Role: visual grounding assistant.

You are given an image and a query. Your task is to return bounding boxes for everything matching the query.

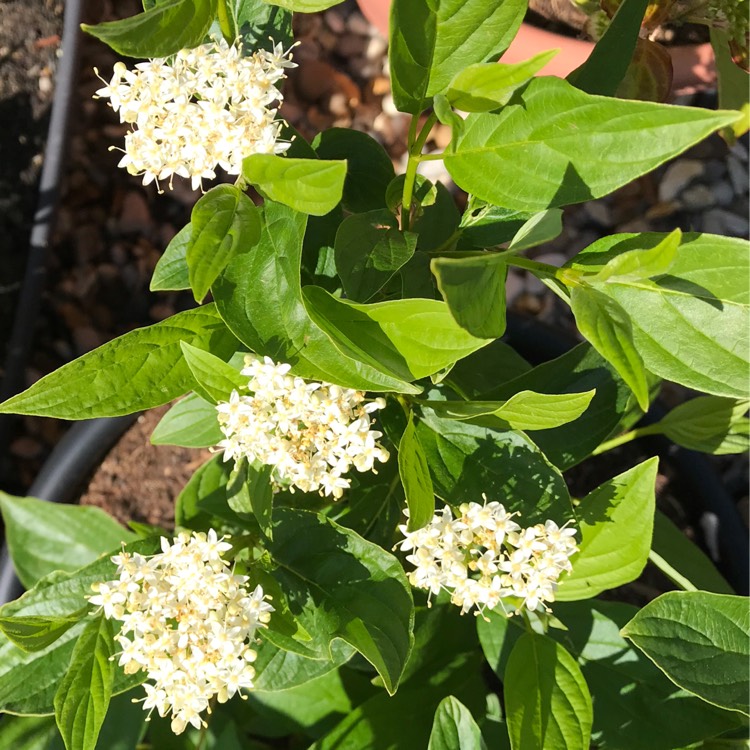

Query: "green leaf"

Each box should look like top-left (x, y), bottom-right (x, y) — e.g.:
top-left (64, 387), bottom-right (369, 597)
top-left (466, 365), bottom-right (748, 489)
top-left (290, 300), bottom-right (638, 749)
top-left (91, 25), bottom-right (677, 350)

top-left (569, 232), bottom-right (750, 399)
top-left (654, 396), bottom-right (750, 455)
top-left (567, 0), bottom-right (648, 95)
top-left (477, 604), bottom-right (743, 750)
top-left (82, 0), bottom-right (217, 58)
top-left (569, 285), bottom-right (650, 411)
top-left (507, 209), bottom-right (563, 252)
top-left (0, 714), bottom-right (60, 750)
top-left (180, 342), bottom-right (246, 404)
top-left (504, 632), bottom-right (593, 750)
top-left (446, 339), bottom-right (530, 399)
top-left (416, 409), bottom-right (572, 524)
top-left (266, 509), bottom-right (414, 695)
top-left (429, 696), bottom-right (486, 750)
top-left (175, 454), bottom-right (235, 529)
top-left (261, 0), bottom-right (341, 10)
top-left (558, 458), bottom-right (658, 600)
top-left (431, 253), bottom-right (507, 339)
top-left (485, 343), bottom-right (636, 469)
top-left (458, 201), bottom-right (533, 249)
top-left (0, 305), bottom-right (237, 419)
top-left (150, 224), bottom-right (191, 291)
top-left (228, 461), bottom-right (273, 537)
top-left (596, 228), bottom-right (680, 282)
top-left (651, 510), bottom-right (733, 595)
top-left (0, 492), bottom-right (135, 589)
top-left (0, 541), bottom-right (158, 715)
top-left (334, 210), bottom-right (417, 302)
top-left (214, 202), bottom-right (418, 393)
top-left (710, 28), bottom-right (750, 142)
top-left (399, 414), bottom-right (435, 532)
top-left (422, 389), bottom-right (595, 431)
top-left (303, 287), bottom-right (492, 382)
top-left (622, 592), bottom-right (750, 715)
top-left (445, 52), bottom-right (557, 112)
top-left (0, 610), bottom-right (87, 652)
top-left (54, 615), bottom-right (115, 750)
top-left (185, 185), bottom-right (261, 303)
top-left (150, 392), bottom-right (222, 448)
top-left (389, 0), bottom-right (528, 114)
top-left (313, 128), bottom-right (395, 213)
top-left (444, 77), bottom-right (739, 211)
top-left (233, 0), bottom-right (293, 51)
top-left (243, 155), bottom-right (346, 216)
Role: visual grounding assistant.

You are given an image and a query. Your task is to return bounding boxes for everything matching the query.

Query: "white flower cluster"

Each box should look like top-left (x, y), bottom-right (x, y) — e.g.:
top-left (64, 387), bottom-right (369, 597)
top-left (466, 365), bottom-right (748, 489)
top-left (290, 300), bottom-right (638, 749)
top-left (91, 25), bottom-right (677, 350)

top-left (88, 530), bottom-right (273, 734)
top-left (216, 356), bottom-right (390, 499)
top-left (94, 39), bottom-right (295, 190)
top-left (399, 500), bottom-right (578, 616)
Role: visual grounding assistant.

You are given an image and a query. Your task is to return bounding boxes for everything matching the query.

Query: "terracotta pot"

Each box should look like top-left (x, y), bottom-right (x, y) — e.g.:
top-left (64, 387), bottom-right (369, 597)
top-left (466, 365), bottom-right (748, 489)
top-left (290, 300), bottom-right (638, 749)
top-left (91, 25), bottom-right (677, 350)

top-left (356, 0), bottom-right (715, 96)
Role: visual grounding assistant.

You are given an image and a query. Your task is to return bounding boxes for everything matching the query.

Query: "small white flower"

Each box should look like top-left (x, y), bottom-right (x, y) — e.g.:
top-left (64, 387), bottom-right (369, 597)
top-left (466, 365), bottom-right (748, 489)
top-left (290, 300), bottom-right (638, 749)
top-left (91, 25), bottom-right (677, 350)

top-left (94, 39), bottom-right (295, 191)
top-left (88, 531), bottom-right (273, 735)
top-left (215, 356), bottom-right (389, 498)
top-left (399, 500), bottom-right (578, 617)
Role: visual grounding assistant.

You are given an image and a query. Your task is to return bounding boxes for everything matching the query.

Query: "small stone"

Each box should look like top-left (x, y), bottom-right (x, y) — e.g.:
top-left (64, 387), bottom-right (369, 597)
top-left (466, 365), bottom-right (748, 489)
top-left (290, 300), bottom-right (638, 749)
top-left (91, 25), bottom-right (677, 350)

top-left (711, 181), bottom-right (734, 207)
top-left (10, 437), bottom-right (43, 460)
top-left (327, 92), bottom-right (349, 118)
top-left (118, 191), bottom-right (152, 234)
top-left (658, 160), bottom-right (703, 202)
top-left (505, 269), bottom-right (524, 304)
top-left (727, 155), bottom-right (747, 195)
top-left (337, 35), bottom-right (367, 58)
top-left (381, 93), bottom-right (399, 116)
top-left (38, 75), bottom-right (52, 94)
top-left (702, 208), bottom-right (749, 237)
top-left (365, 35), bottom-right (387, 61)
top-left (584, 200), bottom-right (612, 226)
top-left (347, 13), bottom-right (372, 36)
top-left (679, 183), bottom-right (716, 210)
top-left (72, 326), bottom-right (105, 355)
top-left (703, 159), bottom-right (726, 182)
top-left (295, 60), bottom-right (336, 102)
top-left (324, 9), bottom-right (345, 33)
top-left (730, 140), bottom-right (749, 163)
top-left (150, 302), bottom-right (175, 321)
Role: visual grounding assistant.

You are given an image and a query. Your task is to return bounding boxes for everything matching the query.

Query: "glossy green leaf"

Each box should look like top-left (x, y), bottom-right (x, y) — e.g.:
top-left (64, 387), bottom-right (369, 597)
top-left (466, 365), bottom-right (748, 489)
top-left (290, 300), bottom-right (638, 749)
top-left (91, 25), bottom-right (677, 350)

top-left (175, 454), bottom-right (235, 530)
top-left (266, 509), bottom-right (414, 695)
top-left (0, 305), bottom-right (237, 419)
top-left (0, 492), bottom-right (135, 589)
top-left (82, 0), bottom-right (217, 58)
top-left (711, 29), bottom-right (750, 142)
top-left (569, 286), bottom-right (650, 411)
top-left (214, 202), bottom-right (417, 393)
top-left (484, 343), bottom-right (636, 469)
top-left (150, 224), bottom-right (191, 291)
top-left (150, 392), bottom-right (223, 448)
top-left (477, 604), bottom-right (742, 750)
top-left (504, 632), bottom-right (593, 750)
top-left (334, 210), bottom-right (417, 302)
top-left (412, 181), bottom-right (461, 253)
top-left (185, 185), bottom-right (261, 303)
top-left (567, 0), bottom-right (648, 95)
top-left (422, 389), bottom-right (595, 431)
top-left (508, 209), bottom-right (564, 252)
top-left (416, 409), bottom-right (572, 523)
top-left (232, 0), bottom-right (293, 51)
top-left (446, 339), bottom-right (531, 399)
top-left (651, 510), bottom-right (733, 595)
top-left (431, 253), bottom-right (508, 339)
top-left (0, 714), bottom-right (60, 750)
top-left (655, 396), bottom-right (750, 455)
top-left (595, 228), bottom-right (680, 282)
top-left (303, 287), bottom-right (492, 382)
top-left (180, 342), bottom-right (246, 404)
top-left (54, 615), bottom-right (115, 750)
top-left (228, 461), bottom-right (273, 537)
top-left (623, 592), bottom-right (750, 715)
top-left (458, 201), bottom-right (533, 249)
top-left (389, 0), bottom-right (527, 113)
top-left (569, 232), bottom-right (750, 399)
top-left (243, 155), bottom-right (346, 216)
top-left (262, 0), bottom-right (341, 10)
top-left (0, 542), bottom-right (157, 715)
top-left (428, 696), bottom-right (485, 750)
top-left (558, 458), bottom-right (657, 600)
top-left (313, 128), bottom-right (395, 213)
top-left (444, 77), bottom-right (739, 211)
top-left (399, 414), bottom-right (435, 532)
top-left (445, 52), bottom-right (557, 112)
top-left (0, 610), bottom-right (87, 653)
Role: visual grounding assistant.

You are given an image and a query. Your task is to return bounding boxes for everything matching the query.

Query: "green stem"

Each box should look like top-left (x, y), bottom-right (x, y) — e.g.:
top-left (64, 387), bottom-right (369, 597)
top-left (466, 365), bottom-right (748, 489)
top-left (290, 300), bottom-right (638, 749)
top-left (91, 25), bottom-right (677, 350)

top-left (505, 255), bottom-right (582, 285)
top-left (591, 423), bottom-right (663, 455)
top-left (400, 113), bottom-right (438, 230)
top-left (648, 549), bottom-right (698, 592)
